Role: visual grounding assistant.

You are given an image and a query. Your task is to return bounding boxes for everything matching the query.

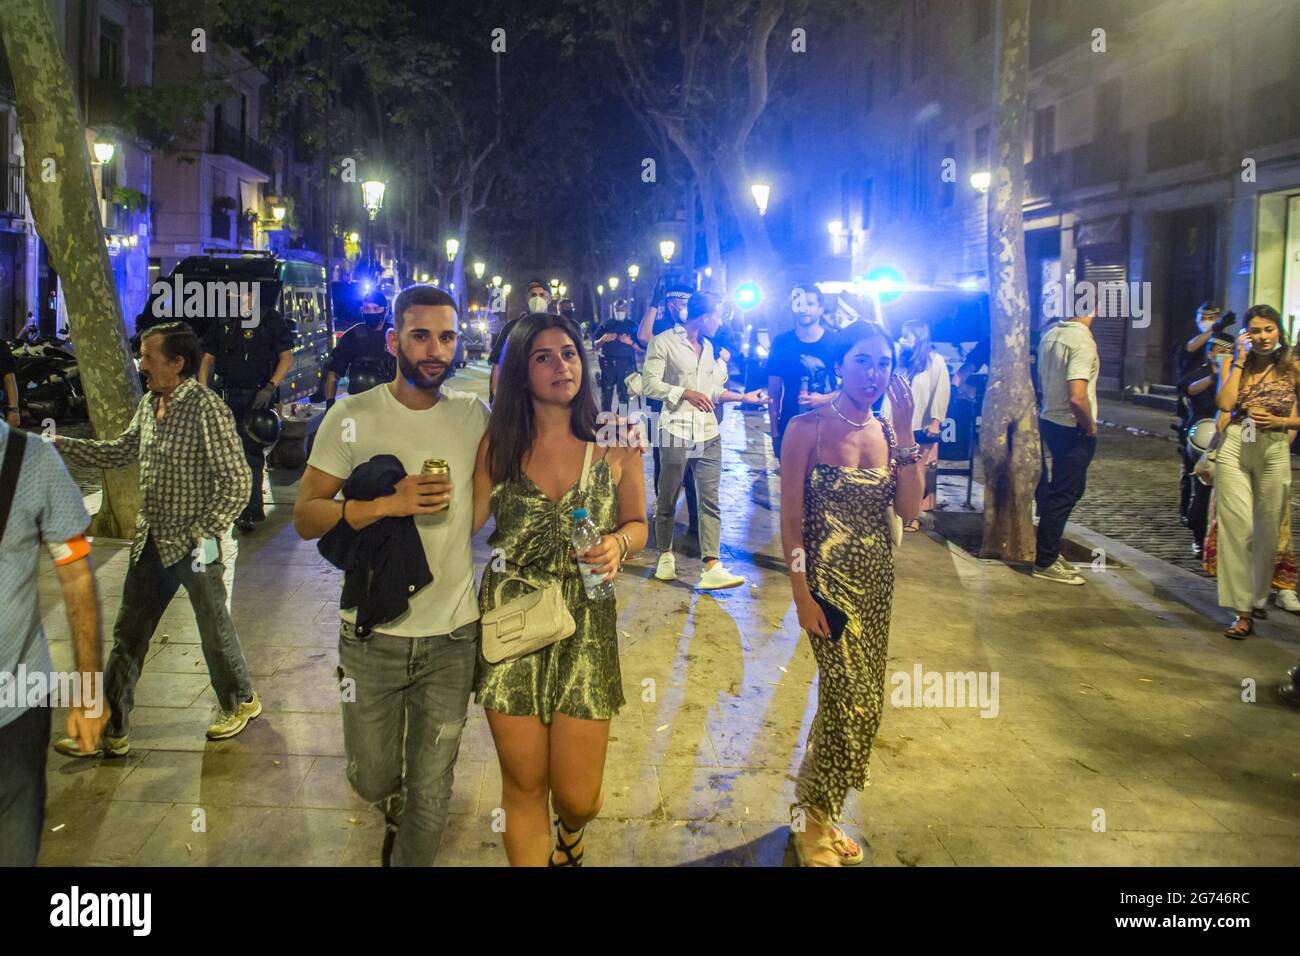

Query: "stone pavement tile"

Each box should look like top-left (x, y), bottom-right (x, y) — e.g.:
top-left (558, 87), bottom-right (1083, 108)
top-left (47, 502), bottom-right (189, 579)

top-left (133, 804), bottom-right (361, 866)
top-left (754, 813), bottom-right (960, 867)
top-left (146, 641), bottom-right (292, 678)
top-left (204, 708), bottom-right (345, 758)
top-left (933, 826), bottom-right (1153, 866)
top-left (44, 749), bottom-right (148, 802)
top-left (598, 761), bottom-right (664, 820)
top-left (1191, 697), bottom-right (1300, 736)
top-left (1171, 734), bottom-right (1300, 786)
top-left (215, 652), bottom-right (340, 714)
top-left (457, 711), bottom-right (500, 762)
top-left (870, 723), bottom-right (1056, 777)
top-left (38, 799), bottom-right (172, 867)
top-left (620, 699), bottom-right (722, 768)
top-left (1159, 774), bottom-right (1300, 837)
top-left (432, 813), bottom-right (510, 867)
top-left (584, 818), bottom-right (755, 867)
top-left (131, 670), bottom-right (211, 709)
top-left (232, 599), bottom-right (335, 637)
top-left (107, 749), bottom-right (314, 807)
top-left (656, 765), bottom-right (797, 823)
top-left (996, 771), bottom-right (1229, 832)
top-left (1119, 830), bottom-right (1300, 866)
top-left (853, 768), bottom-right (1041, 829)
top-left (335, 816), bottom-right (385, 867)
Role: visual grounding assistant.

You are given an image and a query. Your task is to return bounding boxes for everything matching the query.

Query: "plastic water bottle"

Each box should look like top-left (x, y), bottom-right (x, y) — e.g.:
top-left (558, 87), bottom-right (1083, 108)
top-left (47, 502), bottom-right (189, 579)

top-left (572, 508), bottom-right (614, 600)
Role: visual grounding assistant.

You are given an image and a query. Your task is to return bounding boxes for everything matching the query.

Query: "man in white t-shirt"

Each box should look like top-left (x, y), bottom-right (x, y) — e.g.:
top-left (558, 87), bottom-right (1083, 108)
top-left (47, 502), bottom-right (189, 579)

top-left (1033, 311), bottom-right (1099, 586)
top-left (294, 284), bottom-right (488, 866)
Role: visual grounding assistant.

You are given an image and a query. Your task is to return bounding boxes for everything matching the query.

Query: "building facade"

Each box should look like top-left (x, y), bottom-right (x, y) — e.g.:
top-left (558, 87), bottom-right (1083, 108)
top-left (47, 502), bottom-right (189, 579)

top-left (763, 0), bottom-right (1300, 397)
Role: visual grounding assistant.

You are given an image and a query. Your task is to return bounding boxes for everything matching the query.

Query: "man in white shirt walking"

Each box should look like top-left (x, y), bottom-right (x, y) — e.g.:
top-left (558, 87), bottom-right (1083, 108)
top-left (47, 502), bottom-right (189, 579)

top-left (1034, 311), bottom-right (1099, 585)
top-left (642, 291), bottom-right (763, 590)
top-left (294, 285), bottom-right (489, 866)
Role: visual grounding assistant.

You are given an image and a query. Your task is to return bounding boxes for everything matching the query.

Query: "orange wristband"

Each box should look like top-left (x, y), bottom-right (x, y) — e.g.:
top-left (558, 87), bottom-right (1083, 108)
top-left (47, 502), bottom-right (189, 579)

top-left (48, 534), bottom-right (91, 566)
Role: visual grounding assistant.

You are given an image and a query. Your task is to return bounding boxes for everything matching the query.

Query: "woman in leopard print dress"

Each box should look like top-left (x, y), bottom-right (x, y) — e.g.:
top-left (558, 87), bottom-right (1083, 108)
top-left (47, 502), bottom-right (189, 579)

top-left (778, 321), bottom-right (926, 866)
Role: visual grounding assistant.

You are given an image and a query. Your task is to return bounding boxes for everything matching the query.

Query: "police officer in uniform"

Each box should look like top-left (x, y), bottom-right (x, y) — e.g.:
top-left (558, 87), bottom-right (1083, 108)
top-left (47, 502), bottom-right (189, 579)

top-left (594, 298), bottom-right (638, 413)
top-left (323, 289), bottom-right (395, 408)
top-left (199, 283), bottom-right (295, 533)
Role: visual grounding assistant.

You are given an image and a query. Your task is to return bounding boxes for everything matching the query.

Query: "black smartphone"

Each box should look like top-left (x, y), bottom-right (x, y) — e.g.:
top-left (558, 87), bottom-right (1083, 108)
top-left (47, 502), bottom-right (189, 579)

top-left (809, 588), bottom-right (849, 642)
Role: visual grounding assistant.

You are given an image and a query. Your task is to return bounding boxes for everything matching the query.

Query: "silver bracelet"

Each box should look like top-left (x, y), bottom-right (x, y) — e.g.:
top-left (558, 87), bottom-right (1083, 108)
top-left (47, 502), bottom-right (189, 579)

top-left (892, 443), bottom-right (923, 467)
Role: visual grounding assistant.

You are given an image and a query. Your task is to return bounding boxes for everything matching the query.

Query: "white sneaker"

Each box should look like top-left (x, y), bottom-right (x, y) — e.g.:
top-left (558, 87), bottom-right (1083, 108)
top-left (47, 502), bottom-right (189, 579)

top-left (698, 562), bottom-right (745, 590)
top-left (1276, 589), bottom-right (1300, 613)
top-left (654, 552), bottom-right (677, 581)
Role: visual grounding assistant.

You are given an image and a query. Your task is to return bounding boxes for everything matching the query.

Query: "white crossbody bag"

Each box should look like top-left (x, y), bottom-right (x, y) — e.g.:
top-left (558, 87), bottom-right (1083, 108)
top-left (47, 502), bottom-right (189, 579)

top-left (479, 443), bottom-right (594, 664)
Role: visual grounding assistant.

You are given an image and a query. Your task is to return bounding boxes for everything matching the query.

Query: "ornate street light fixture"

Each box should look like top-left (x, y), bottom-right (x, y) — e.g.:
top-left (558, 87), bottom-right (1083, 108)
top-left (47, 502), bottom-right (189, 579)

top-left (659, 240), bottom-right (676, 264)
top-left (92, 141), bottom-right (115, 165)
top-left (445, 237), bottom-right (460, 262)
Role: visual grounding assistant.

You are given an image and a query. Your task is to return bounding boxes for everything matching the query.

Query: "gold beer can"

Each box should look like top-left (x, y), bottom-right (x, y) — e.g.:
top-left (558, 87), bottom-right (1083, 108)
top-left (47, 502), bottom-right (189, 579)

top-left (421, 458), bottom-right (450, 478)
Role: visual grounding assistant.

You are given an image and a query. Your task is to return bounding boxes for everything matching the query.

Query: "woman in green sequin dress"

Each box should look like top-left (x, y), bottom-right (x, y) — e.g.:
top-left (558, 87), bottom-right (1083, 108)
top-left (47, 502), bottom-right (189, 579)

top-left (471, 312), bottom-right (647, 867)
top-left (778, 322), bottom-right (925, 866)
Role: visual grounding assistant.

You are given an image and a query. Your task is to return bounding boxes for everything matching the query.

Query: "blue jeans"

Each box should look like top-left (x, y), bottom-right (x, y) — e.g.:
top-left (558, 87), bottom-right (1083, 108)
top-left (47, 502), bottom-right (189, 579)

top-left (105, 535), bottom-right (252, 736)
top-left (0, 703), bottom-right (50, 866)
top-left (337, 620), bottom-right (477, 867)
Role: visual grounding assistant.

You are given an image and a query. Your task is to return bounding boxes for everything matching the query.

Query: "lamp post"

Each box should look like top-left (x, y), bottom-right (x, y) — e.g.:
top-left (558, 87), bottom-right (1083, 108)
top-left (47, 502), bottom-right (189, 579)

top-left (361, 180), bottom-right (386, 281)
top-left (659, 240), bottom-right (676, 266)
top-left (597, 283), bottom-right (604, 320)
top-left (750, 182), bottom-right (771, 216)
top-left (92, 140), bottom-right (115, 226)
top-left (627, 263), bottom-right (639, 318)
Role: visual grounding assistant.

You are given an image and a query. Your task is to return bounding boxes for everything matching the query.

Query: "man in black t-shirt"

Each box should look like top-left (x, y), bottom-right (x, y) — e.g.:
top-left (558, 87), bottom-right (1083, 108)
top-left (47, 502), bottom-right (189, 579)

top-left (765, 287), bottom-right (839, 459)
top-left (595, 300), bottom-right (638, 413)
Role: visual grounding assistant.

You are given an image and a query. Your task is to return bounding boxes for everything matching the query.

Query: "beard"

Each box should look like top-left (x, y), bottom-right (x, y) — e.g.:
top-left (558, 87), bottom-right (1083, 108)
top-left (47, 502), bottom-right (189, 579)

top-left (395, 342), bottom-right (449, 391)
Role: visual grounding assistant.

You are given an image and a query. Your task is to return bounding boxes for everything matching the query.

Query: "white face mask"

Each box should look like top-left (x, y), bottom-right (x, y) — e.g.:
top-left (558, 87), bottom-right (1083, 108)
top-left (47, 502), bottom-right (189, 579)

top-left (614, 310), bottom-right (626, 320)
top-left (898, 335), bottom-right (916, 349)
top-left (528, 296), bottom-right (547, 312)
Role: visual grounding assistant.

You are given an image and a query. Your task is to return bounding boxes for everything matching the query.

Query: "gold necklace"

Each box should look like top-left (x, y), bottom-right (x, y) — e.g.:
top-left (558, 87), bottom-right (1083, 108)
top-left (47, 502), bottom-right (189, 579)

top-left (829, 398), bottom-right (872, 429)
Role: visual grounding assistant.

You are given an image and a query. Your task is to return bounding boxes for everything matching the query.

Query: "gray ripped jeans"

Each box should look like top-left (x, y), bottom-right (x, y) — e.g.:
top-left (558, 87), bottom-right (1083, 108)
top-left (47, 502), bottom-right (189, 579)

top-left (337, 620), bottom-right (477, 866)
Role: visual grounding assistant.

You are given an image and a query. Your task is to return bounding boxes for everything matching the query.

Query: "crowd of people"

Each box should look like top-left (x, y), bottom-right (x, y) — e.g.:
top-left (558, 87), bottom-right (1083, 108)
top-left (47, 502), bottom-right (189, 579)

top-left (4, 276), bottom-right (1298, 872)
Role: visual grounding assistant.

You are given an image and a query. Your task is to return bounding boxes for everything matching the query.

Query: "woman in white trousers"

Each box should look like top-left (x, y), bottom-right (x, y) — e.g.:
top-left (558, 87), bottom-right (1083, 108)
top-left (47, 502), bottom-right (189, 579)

top-left (1214, 305), bottom-right (1298, 639)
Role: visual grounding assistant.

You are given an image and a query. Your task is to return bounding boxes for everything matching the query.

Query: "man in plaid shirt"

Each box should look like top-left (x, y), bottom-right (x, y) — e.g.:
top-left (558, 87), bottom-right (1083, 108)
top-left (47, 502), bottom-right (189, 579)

top-left (53, 322), bottom-right (260, 754)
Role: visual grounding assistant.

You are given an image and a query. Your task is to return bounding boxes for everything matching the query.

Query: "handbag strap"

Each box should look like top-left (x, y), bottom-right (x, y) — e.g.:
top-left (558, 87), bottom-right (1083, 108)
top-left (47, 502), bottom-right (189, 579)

top-left (0, 428), bottom-right (28, 547)
top-left (490, 572), bottom-right (547, 608)
top-left (578, 441), bottom-right (594, 492)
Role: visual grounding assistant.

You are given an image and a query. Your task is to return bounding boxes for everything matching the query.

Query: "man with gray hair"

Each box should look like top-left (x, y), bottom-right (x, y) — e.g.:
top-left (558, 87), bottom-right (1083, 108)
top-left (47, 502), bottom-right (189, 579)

top-left (53, 322), bottom-right (257, 755)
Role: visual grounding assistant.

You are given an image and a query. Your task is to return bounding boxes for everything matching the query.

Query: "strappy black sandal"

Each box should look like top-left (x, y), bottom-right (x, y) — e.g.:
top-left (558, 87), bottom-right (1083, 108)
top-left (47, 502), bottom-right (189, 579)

top-left (548, 815), bottom-right (585, 867)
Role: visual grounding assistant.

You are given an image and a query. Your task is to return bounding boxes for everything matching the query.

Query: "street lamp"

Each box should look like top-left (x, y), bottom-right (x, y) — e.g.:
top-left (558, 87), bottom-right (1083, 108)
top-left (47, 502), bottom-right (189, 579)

top-left (348, 231), bottom-right (361, 244)
top-left (491, 275), bottom-right (502, 287)
top-left (91, 141), bottom-right (115, 226)
top-left (559, 284), bottom-right (567, 298)
top-left (473, 261), bottom-right (486, 280)
top-left (271, 205), bottom-right (286, 222)
top-left (659, 240), bottom-right (676, 264)
top-left (445, 238), bottom-right (460, 262)
top-left (92, 141), bottom-right (115, 165)
top-left (750, 182), bottom-right (771, 216)
top-left (608, 276), bottom-right (619, 292)
top-left (361, 180), bottom-right (386, 219)
top-left (627, 264), bottom-right (640, 280)
top-left (969, 171), bottom-right (992, 193)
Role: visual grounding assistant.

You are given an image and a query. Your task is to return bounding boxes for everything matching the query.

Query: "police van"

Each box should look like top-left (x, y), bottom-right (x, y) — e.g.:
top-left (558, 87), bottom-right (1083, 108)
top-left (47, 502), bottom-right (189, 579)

top-left (139, 249), bottom-right (333, 469)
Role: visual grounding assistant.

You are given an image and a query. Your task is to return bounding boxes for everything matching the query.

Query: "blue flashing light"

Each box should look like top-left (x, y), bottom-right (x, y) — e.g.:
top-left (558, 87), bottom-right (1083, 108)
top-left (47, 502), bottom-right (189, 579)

top-left (865, 266), bottom-right (905, 303)
top-left (735, 282), bottom-right (762, 310)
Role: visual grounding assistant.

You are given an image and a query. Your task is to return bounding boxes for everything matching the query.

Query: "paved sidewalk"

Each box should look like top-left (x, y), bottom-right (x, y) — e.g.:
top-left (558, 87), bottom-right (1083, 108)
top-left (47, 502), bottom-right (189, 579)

top-left (32, 374), bottom-right (1300, 866)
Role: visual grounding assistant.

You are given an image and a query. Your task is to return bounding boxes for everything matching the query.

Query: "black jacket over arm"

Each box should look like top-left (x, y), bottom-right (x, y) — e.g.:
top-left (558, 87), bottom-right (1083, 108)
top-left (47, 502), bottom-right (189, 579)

top-left (317, 454), bottom-right (433, 637)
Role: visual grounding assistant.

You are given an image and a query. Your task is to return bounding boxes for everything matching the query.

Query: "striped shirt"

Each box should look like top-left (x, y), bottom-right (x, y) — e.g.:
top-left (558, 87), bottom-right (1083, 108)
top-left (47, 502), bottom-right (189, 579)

top-left (59, 377), bottom-right (250, 567)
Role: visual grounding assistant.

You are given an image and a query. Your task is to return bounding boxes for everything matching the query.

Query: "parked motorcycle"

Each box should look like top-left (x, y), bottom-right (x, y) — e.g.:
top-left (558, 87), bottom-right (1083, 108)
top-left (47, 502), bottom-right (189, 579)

top-left (7, 336), bottom-right (88, 424)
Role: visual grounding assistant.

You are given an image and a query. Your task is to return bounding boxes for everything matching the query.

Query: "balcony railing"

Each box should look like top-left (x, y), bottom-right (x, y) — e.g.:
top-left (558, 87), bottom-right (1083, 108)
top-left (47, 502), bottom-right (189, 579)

top-left (1, 162), bottom-right (24, 217)
top-left (212, 122), bottom-right (274, 176)
top-left (1021, 134), bottom-right (1128, 203)
top-left (1146, 111), bottom-right (1218, 173)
